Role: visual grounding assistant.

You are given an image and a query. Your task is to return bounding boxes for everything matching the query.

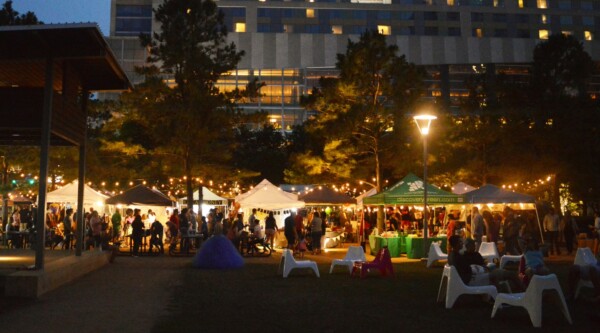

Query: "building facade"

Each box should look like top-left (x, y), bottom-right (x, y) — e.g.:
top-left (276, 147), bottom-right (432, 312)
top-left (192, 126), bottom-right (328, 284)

top-left (108, 0), bottom-right (600, 129)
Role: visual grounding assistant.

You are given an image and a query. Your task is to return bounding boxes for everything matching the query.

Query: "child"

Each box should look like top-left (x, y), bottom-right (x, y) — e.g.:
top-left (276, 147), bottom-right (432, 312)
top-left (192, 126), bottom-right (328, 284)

top-left (519, 235), bottom-right (550, 287)
top-left (296, 234), bottom-right (308, 258)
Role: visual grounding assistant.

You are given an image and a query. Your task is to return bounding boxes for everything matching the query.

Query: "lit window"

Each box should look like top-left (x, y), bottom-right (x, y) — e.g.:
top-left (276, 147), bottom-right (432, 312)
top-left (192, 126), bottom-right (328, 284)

top-left (540, 14), bottom-right (548, 24)
top-left (584, 31), bottom-right (593, 41)
top-left (235, 23), bottom-right (246, 33)
top-left (537, 0), bottom-right (547, 8)
top-left (283, 24), bottom-right (293, 33)
top-left (378, 25), bottom-right (391, 35)
top-left (447, 0), bottom-right (455, 5)
top-left (561, 31), bottom-right (573, 36)
top-left (474, 28), bottom-right (483, 38)
top-left (332, 25), bottom-right (342, 34)
top-left (493, 0), bottom-right (504, 7)
top-left (538, 29), bottom-right (549, 39)
top-left (518, 0), bottom-right (524, 8)
top-left (306, 9), bottom-right (315, 18)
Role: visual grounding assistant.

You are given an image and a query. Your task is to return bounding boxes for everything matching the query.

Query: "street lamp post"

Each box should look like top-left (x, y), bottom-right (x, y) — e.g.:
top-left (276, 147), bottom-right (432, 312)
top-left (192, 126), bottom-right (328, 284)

top-left (413, 114), bottom-right (436, 259)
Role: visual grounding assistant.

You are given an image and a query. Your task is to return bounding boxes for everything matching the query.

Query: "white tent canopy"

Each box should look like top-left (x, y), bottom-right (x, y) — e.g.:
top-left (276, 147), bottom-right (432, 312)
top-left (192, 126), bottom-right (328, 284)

top-left (179, 187), bottom-right (228, 206)
top-left (452, 182), bottom-right (476, 195)
top-left (178, 187), bottom-right (229, 218)
top-left (355, 188), bottom-right (377, 210)
top-left (235, 179), bottom-right (305, 211)
top-left (46, 181), bottom-right (109, 208)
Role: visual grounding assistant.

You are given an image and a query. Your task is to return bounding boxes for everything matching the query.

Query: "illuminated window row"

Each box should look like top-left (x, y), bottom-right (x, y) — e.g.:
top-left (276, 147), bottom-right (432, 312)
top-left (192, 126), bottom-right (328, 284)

top-left (471, 28), bottom-right (593, 40)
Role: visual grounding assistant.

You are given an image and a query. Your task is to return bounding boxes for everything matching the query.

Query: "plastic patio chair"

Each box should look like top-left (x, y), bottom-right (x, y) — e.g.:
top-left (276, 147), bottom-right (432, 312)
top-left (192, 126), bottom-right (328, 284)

top-left (426, 241), bottom-right (448, 268)
top-left (478, 242), bottom-right (500, 263)
top-left (573, 247), bottom-right (597, 299)
top-left (351, 247), bottom-right (394, 279)
top-left (437, 265), bottom-right (498, 309)
top-left (574, 247), bottom-right (597, 266)
top-left (491, 273), bottom-right (572, 328)
top-left (329, 245), bottom-right (367, 274)
top-left (499, 254), bottom-right (523, 269)
top-left (278, 249), bottom-right (320, 278)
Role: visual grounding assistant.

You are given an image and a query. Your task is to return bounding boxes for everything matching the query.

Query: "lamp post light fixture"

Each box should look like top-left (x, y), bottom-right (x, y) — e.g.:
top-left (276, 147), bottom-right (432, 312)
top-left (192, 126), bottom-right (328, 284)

top-left (413, 114), bottom-right (436, 258)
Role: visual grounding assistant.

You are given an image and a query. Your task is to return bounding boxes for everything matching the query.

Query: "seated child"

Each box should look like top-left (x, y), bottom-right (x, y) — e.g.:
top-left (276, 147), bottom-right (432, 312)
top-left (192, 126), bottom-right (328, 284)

top-left (296, 235), bottom-right (308, 258)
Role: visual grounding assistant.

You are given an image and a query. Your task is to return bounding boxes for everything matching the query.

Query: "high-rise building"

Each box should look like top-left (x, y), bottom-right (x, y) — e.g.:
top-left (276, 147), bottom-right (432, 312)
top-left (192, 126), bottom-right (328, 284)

top-left (108, 0), bottom-right (600, 129)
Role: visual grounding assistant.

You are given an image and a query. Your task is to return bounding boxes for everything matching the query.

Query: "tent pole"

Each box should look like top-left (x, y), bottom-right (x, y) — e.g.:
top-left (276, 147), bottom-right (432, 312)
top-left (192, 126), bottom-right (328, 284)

top-left (535, 206), bottom-right (544, 244)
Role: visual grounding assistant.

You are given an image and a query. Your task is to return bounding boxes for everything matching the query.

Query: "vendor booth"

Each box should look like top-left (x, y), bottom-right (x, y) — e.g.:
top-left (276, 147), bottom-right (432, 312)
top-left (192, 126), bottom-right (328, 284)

top-left (299, 186), bottom-right (357, 247)
top-left (235, 179), bottom-right (305, 226)
top-left (46, 181), bottom-right (109, 211)
top-left (363, 173), bottom-right (463, 258)
top-left (235, 179), bottom-right (305, 248)
top-left (106, 185), bottom-right (176, 224)
top-left (463, 184), bottom-right (542, 242)
top-left (178, 187), bottom-right (228, 218)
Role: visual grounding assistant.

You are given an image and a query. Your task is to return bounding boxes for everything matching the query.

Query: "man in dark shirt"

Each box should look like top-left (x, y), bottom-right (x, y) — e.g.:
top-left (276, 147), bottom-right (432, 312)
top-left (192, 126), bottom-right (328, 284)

top-left (131, 209), bottom-right (144, 257)
top-left (284, 212), bottom-right (297, 249)
top-left (448, 235), bottom-right (488, 285)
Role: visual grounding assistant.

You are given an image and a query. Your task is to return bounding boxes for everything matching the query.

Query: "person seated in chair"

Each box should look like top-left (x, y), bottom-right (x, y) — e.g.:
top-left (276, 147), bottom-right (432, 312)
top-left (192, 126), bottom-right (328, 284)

top-left (449, 235), bottom-right (521, 290)
top-left (448, 235), bottom-right (490, 286)
top-left (519, 235), bottom-right (550, 288)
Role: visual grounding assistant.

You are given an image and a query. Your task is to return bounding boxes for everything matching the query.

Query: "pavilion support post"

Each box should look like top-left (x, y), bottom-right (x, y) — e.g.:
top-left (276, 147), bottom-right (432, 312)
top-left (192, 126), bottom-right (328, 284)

top-left (75, 91), bottom-right (88, 256)
top-left (35, 57), bottom-right (55, 270)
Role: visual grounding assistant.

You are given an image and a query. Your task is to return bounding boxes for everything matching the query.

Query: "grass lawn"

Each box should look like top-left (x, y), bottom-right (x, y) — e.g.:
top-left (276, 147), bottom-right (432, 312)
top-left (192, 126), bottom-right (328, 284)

top-left (152, 254), bottom-right (597, 333)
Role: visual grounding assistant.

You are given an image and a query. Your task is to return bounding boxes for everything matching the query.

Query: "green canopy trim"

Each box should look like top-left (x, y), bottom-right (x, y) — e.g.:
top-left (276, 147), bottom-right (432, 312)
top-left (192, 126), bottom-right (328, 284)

top-left (363, 173), bottom-right (464, 205)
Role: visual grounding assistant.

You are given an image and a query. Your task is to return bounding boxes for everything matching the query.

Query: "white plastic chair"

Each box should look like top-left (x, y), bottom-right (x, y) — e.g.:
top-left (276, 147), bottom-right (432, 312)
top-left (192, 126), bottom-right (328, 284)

top-left (573, 247), bottom-right (597, 298)
top-left (574, 247), bottom-right (597, 266)
top-left (426, 241), bottom-right (448, 268)
top-left (499, 254), bottom-right (523, 269)
top-left (278, 249), bottom-right (320, 278)
top-left (478, 242), bottom-right (500, 263)
top-left (329, 245), bottom-right (366, 274)
top-left (437, 265), bottom-right (498, 309)
top-left (491, 274), bottom-right (572, 328)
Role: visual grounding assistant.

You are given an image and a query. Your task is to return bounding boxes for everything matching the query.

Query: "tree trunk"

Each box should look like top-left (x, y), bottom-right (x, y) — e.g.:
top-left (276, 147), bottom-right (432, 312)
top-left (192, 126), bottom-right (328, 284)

top-left (552, 173), bottom-right (561, 213)
top-left (375, 144), bottom-right (385, 231)
top-left (185, 152), bottom-right (193, 211)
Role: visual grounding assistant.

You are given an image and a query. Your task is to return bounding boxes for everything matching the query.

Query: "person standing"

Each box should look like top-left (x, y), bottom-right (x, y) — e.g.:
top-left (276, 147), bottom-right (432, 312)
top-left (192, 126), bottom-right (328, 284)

top-left (265, 212), bottom-right (278, 251)
top-left (63, 208), bottom-right (74, 250)
top-left (482, 210), bottom-right (499, 244)
top-left (248, 208), bottom-right (258, 230)
top-left (294, 210), bottom-right (304, 240)
top-left (179, 208), bottom-right (190, 254)
top-left (311, 211), bottom-right (323, 254)
top-left (502, 207), bottom-right (521, 255)
top-left (90, 211), bottom-right (103, 250)
top-left (111, 210), bottom-right (122, 242)
top-left (471, 206), bottom-right (484, 249)
top-left (543, 207), bottom-right (561, 255)
top-left (131, 208), bottom-right (144, 257)
top-left (284, 211), bottom-right (297, 250)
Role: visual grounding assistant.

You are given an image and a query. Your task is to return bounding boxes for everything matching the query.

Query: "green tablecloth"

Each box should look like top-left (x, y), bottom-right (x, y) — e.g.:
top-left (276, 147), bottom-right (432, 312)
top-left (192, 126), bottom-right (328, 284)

top-left (368, 234), bottom-right (406, 257)
top-left (405, 237), bottom-right (447, 259)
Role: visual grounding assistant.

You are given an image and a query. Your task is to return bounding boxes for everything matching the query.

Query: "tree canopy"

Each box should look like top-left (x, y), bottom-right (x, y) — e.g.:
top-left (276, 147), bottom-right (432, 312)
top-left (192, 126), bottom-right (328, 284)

top-left (294, 31), bottom-right (425, 193)
top-left (0, 1), bottom-right (42, 25)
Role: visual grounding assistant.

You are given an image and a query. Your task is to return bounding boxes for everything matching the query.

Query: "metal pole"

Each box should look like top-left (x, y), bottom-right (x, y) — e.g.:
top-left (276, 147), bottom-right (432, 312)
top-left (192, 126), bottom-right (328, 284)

top-left (35, 57), bottom-right (54, 270)
top-left (423, 135), bottom-right (428, 258)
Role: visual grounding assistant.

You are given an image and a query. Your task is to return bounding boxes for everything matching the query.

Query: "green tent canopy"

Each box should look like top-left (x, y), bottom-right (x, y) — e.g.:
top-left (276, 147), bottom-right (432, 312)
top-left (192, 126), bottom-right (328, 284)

top-left (363, 173), bottom-right (464, 205)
